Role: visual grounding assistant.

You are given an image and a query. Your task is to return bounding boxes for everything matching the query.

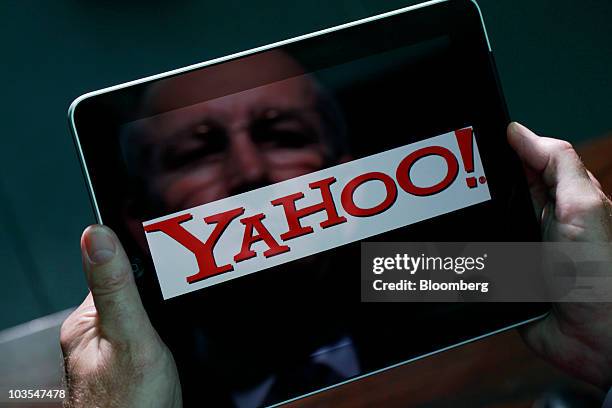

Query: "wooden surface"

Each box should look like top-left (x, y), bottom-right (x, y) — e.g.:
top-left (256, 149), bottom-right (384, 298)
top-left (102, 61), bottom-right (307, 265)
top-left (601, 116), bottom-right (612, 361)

top-left (287, 329), bottom-right (602, 407)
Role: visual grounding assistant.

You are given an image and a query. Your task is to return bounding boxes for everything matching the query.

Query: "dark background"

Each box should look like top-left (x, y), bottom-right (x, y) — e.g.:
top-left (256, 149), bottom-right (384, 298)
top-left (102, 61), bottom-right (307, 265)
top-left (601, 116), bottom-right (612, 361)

top-left (1, 0), bottom-right (611, 331)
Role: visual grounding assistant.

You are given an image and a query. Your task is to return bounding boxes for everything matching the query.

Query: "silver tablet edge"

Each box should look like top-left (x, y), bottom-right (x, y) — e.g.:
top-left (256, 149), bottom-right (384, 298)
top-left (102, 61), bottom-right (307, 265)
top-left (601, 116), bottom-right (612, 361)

top-left (269, 311), bottom-right (549, 407)
top-left (68, 0), bottom-right (491, 225)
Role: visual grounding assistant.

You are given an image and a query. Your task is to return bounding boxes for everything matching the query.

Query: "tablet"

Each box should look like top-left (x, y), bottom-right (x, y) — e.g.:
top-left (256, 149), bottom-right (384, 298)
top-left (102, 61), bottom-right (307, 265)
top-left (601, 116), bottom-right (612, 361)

top-left (69, 0), bottom-right (548, 406)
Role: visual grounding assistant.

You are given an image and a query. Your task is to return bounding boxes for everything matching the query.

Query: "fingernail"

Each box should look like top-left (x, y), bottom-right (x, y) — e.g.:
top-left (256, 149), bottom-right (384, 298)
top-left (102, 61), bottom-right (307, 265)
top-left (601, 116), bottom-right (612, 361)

top-left (510, 122), bottom-right (532, 137)
top-left (509, 122), bottom-right (522, 135)
top-left (84, 226), bottom-right (116, 264)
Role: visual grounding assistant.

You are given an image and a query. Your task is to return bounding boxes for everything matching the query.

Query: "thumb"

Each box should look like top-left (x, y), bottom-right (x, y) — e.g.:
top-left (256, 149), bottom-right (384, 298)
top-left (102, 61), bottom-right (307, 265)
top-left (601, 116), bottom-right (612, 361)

top-left (507, 122), bottom-right (592, 189)
top-left (81, 224), bottom-right (155, 342)
top-left (507, 123), bottom-right (611, 240)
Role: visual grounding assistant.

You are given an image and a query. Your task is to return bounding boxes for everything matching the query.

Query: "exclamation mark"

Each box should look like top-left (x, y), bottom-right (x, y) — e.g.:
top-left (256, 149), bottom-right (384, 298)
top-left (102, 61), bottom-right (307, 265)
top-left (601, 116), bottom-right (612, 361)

top-left (455, 128), bottom-right (478, 188)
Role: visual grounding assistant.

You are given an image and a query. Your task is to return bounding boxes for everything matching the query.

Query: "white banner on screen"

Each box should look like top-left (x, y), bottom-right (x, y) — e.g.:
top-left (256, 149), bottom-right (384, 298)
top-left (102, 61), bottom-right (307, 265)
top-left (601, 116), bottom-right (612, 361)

top-left (143, 127), bottom-right (491, 299)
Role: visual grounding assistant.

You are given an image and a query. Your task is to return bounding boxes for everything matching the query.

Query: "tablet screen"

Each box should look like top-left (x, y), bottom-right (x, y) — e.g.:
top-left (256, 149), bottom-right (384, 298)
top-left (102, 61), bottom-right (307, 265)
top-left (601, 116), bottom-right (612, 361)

top-left (71, 2), bottom-right (546, 406)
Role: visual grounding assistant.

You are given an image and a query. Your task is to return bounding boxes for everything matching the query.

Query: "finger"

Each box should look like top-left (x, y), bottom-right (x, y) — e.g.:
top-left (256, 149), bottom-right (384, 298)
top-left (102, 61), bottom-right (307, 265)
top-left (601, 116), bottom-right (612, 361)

top-left (508, 123), bottom-right (610, 237)
top-left (507, 122), bottom-right (592, 189)
top-left (507, 123), bottom-right (549, 214)
top-left (507, 122), bottom-right (601, 206)
top-left (81, 225), bottom-right (155, 343)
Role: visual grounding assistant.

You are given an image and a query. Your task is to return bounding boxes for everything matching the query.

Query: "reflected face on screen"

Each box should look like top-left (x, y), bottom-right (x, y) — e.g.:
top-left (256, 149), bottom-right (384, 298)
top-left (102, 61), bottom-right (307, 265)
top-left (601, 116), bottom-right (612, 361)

top-left (120, 53), bottom-right (351, 389)
top-left (123, 52), bottom-right (345, 216)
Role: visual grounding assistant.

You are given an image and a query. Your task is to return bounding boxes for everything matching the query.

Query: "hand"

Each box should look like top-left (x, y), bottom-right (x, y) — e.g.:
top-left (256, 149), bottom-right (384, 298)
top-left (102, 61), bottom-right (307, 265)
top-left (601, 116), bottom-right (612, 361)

top-left (60, 225), bottom-right (182, 407)
top-left (508, 122), bottom-right (612, 390)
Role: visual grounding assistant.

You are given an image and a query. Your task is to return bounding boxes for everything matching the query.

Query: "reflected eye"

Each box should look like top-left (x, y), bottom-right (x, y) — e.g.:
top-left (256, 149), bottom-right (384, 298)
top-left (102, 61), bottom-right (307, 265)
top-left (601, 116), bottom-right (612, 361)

top-left (162, 123), bottom-right (227, 170)
top-left (194, 123), bottom-right (211, 136)
top-left (253, 128), bottom-right (317, 149)
top-left (251, 110), bottom-right (318, 150)
top-left (262, 109), bottom-right (281, 120)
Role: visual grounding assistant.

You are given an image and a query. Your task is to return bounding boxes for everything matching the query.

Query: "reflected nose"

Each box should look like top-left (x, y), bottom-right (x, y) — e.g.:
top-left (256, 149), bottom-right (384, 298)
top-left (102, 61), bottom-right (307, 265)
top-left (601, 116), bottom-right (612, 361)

top-left (227, 130), bottom-right (268, 190)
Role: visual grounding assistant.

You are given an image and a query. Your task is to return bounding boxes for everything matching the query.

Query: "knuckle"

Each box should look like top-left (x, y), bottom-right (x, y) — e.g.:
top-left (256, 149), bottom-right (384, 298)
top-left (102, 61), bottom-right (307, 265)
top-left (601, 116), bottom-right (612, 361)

top-left (545, 138), bottom-right (574, 153)
top-left (556, 139), bottom-right (574, 152)
top-left (542, 138), bottom-right (577, 162)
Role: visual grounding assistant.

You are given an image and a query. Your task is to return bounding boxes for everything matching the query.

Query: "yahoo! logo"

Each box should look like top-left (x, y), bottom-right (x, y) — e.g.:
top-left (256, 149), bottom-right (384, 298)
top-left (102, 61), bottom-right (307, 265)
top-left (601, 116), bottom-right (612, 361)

top-left (143, 128), bottom-right (490, 299)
